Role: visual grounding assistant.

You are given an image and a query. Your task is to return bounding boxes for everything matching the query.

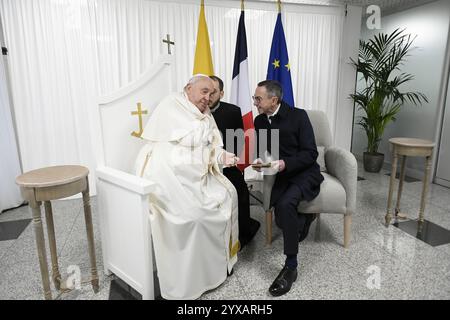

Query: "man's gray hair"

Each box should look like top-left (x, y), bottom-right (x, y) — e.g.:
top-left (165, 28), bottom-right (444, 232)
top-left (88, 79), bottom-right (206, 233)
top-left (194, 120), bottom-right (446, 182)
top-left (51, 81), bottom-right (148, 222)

top-left (184, 74), bottom-right (212, 90)
top-left (257, 80), bottom-right (283, 102)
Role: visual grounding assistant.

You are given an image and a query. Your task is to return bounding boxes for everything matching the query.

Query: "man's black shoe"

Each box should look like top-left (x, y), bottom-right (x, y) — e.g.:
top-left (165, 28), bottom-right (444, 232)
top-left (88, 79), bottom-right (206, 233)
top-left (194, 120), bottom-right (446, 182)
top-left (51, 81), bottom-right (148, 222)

top-left (268, 266), bottom-right (297, 297)
top-left (298, 214), bottom-right (317, 243)
top-left (227, 268), bottom-right (234, 277)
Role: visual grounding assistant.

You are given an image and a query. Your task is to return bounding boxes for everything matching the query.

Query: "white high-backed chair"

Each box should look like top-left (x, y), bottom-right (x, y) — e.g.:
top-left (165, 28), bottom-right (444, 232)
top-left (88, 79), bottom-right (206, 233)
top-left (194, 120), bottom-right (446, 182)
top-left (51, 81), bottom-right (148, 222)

top-left (94, 55), bottom-right (174, 300)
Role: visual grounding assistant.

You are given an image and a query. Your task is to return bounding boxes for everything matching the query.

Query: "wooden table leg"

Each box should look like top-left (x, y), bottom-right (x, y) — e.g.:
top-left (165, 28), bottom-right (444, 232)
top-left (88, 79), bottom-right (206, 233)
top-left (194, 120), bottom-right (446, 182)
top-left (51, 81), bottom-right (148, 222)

top-left (385, 149), bottom-right (398, 226)
top-left (44, 201), bottom-right (61, 290)
top-left (416, 220), bottom-right (424, 239)
top-left (418, 155), bottom-right (432, 223)
top-left (82, 178), bottom-right (99, 293)
top-left (30, 200), bottom-right (52, 300)
top-left (395, 156), bottom-right (407, 220)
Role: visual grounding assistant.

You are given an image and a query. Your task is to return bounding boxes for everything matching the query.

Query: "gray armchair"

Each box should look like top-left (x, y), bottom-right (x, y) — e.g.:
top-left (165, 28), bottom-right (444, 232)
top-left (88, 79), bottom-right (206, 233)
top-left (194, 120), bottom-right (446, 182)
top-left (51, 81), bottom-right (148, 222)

top-left (262, 110), bottom-right (357, 248)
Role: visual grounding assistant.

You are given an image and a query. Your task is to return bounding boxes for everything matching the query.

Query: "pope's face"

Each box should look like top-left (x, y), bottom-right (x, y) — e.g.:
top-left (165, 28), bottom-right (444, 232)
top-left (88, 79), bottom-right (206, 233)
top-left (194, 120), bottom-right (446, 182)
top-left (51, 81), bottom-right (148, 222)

top-left (186, 78), bottom-right (214, 113)
top-left (209, 79), bottom-right (223, 109)
top-left (253, 86), bottom-right (278, 115)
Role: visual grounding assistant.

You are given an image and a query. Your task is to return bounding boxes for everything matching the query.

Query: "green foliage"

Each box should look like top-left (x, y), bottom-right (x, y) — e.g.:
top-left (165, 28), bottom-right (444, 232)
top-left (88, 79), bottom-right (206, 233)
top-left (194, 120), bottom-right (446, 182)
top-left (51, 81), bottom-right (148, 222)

top-left (350, 28), bottom-right (428, 153)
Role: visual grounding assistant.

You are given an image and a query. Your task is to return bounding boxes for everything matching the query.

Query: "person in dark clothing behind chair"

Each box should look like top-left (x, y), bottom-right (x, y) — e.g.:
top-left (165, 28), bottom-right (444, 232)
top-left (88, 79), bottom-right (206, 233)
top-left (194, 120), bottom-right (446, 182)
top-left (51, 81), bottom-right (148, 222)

top-left (252, 80), bottom-right (323, 297)
top-left (209, 75), bottom-right (260, 250)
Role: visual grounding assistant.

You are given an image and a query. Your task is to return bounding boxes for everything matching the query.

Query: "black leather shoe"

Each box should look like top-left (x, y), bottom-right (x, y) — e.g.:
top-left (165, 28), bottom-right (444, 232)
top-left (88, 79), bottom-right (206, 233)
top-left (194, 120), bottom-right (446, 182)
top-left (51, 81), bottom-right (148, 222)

top-left (227, 268), bottom-right (234, 277)
top-left (268, 266), bottom-right (297, 297)
top-left (298, 214), bottom-right (317, 243)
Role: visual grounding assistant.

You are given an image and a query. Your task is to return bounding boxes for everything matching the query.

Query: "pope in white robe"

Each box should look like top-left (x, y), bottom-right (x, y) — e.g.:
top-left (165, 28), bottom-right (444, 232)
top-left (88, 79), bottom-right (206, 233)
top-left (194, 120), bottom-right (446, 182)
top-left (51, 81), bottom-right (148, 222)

top-left (135, 75), bottom-right (239, 300)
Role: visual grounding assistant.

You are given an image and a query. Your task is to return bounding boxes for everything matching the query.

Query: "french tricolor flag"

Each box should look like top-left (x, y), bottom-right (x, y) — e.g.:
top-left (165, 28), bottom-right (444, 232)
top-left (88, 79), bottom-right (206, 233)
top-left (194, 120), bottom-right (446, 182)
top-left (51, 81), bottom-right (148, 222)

top-left (230, 9), bottom-right (254, 170)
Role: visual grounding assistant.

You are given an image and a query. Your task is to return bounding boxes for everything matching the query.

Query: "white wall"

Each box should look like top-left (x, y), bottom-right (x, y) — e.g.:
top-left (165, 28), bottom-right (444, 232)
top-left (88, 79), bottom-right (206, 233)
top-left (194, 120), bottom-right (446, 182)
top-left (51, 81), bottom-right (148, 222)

top-left (351, 0), bottom-right (450, 177)
top-left (334, 5), bottom-right (362, 150)
top-left (436, 65), bottom-right (450, 186)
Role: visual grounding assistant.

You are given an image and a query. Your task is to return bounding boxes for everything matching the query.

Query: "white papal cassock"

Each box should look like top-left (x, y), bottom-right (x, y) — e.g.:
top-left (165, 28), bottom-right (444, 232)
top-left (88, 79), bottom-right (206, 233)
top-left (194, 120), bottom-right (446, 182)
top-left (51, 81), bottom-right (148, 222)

top-left (135, 91), bottom-right (239, 300)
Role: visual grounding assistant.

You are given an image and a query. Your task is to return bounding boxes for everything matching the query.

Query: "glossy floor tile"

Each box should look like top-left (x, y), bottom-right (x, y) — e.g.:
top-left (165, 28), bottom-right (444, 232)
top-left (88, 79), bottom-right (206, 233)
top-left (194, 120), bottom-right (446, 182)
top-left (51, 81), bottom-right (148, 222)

top-left (393, 219), bottom-right (450, 247)
top-left (0, 219), bottom-right (31, 241)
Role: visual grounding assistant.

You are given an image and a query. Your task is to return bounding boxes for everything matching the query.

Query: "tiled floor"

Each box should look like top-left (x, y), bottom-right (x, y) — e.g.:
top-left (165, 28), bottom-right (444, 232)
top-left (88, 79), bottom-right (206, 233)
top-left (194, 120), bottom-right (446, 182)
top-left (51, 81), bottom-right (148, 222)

top-left (1, 162), bottom-right (450, 300)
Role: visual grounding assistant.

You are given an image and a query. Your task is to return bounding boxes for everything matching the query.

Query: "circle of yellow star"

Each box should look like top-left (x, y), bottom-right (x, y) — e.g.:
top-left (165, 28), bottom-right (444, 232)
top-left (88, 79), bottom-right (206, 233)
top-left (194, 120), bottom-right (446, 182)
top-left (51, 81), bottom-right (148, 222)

top-left (272, 59), bottom-right (280, 68)
top-left (285, 62), bottom-right (290, 71)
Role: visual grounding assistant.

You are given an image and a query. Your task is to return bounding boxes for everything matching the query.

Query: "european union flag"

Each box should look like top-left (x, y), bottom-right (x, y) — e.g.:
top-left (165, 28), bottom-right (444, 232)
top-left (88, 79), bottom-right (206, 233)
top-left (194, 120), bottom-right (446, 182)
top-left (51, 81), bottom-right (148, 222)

top-left (267, 13), bottom-right (294, 108)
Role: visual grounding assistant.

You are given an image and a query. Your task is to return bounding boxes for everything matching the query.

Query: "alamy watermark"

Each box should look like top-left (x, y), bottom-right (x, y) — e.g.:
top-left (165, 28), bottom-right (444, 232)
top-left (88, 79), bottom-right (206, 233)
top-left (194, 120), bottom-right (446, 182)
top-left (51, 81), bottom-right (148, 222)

top-left (366, 265), bottom-right (381, 289)
top-left (66, 265), bottom-right (82, 290)
top-left (168, 128), bottom-right (280, 170)
top-left (366, 5), bottom-right (381, 30)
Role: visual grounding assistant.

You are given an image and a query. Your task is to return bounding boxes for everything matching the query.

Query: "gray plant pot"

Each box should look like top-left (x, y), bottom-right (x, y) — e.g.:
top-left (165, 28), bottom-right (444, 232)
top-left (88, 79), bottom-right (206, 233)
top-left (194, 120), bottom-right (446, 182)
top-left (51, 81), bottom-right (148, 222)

top-left (363, 152), bottom-right (384, 173)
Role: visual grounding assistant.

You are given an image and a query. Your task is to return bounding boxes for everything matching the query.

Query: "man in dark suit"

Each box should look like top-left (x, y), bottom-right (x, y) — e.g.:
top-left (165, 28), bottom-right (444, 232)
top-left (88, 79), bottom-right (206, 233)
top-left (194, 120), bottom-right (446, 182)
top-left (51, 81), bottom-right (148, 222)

top-left (253, 80), bottom-right (323, 296)
top-left (209, 75), bottom-right (260, 250)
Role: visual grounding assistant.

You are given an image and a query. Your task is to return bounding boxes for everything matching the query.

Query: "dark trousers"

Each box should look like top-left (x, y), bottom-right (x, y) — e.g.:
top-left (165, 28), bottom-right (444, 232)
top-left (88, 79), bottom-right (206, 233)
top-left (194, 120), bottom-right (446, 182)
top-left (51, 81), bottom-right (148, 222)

top-left (223, 167), bottom-right (251, 238)
top-left (274, 183), bottom-right (308, 256)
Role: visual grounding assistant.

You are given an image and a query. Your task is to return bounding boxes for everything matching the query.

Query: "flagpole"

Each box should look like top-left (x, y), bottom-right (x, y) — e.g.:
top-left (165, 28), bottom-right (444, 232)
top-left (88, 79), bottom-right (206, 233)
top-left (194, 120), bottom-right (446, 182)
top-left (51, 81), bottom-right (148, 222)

top-left (241, 0), bottom-right (244, 11)
top-left (277, 0), bottom-right (281, 13)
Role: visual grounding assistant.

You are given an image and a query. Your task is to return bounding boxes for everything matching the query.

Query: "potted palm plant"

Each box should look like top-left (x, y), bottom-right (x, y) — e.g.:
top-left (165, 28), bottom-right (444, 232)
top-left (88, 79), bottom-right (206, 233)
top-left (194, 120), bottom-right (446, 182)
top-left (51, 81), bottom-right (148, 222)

top-left (350, 28), bottom-right (428, 172)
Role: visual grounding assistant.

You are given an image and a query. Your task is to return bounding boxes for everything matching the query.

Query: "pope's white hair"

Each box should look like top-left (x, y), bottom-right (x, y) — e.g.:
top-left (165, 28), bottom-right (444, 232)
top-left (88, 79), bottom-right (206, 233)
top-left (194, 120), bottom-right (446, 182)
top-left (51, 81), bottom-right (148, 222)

top-left (184, 74), bottom-right (213, 89)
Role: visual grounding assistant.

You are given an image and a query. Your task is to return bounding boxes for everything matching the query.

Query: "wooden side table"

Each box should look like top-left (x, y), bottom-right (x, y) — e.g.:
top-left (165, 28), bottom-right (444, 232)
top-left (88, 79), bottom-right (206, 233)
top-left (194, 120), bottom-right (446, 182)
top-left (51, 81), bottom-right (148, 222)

top-left (16, 165), bottom-right (99, 300)
top-left (385, 138), bottom-right (435, 226)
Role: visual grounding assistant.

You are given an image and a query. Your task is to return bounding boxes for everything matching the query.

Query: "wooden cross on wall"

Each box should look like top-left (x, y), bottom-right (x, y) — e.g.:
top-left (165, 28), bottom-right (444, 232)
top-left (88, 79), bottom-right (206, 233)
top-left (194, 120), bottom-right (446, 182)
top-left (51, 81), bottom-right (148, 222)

top-left (162, 34), bottom-right (175, 54)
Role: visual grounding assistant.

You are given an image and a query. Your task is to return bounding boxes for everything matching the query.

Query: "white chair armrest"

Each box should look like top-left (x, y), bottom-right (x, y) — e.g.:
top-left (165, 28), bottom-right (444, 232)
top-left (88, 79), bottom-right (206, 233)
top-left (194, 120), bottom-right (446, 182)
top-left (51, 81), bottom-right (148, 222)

top-left (96, 166), bottom-right (156, 195)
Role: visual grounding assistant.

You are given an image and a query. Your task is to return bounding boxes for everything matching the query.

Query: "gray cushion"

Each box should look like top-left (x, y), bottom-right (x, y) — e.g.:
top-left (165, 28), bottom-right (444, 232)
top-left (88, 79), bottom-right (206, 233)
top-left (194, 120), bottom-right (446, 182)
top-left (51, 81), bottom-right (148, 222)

top-left (297, 172), bottom-right (346, 214)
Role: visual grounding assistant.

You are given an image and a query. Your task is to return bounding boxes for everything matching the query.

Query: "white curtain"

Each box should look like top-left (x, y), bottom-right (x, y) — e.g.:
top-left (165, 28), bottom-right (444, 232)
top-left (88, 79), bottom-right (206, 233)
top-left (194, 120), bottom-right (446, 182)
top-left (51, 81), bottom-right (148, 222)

top-left (0, 0), bottom-right (344, 195)
top-left (0, 53), bottom-right (23, 212)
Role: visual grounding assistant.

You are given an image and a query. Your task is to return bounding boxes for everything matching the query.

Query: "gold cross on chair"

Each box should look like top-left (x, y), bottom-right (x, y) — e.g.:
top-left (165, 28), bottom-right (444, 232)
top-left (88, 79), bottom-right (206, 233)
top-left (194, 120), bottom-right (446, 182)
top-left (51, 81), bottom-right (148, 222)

top-left (162, 34), bottom-right (175, 54)
top-left (131, 102), bottom-right (148, 138)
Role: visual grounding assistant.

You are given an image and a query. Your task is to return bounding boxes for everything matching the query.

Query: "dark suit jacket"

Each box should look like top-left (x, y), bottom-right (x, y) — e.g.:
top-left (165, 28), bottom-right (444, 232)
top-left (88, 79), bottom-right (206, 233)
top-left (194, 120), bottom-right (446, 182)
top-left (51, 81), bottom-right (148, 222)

top-left (211, 101), bottom-right (243, 156)
top-left (254, 102), bottom-right (324, 206)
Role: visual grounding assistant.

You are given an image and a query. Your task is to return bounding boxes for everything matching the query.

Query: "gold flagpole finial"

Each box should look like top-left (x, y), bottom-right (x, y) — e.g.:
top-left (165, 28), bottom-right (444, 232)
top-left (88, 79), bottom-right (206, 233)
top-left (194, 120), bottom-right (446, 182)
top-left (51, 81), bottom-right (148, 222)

top-left (201, 0), bottom-right (204, 6)
top-left (241, 0), bottom-right (244, 11)
top-left (277, 0), bottom-right (281, 13)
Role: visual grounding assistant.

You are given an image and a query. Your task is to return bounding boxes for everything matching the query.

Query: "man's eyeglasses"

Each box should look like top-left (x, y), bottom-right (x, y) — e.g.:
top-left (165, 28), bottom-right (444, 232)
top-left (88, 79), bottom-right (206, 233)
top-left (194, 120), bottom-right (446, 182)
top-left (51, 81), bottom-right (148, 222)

top-left (252, 96), bottom-right (263, 103)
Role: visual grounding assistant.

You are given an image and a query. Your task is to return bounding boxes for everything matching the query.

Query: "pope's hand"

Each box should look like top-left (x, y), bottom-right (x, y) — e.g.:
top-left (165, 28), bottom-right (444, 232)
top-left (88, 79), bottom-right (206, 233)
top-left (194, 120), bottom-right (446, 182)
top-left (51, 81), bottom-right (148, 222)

top-left (222, 151), bottom-right (239, 167)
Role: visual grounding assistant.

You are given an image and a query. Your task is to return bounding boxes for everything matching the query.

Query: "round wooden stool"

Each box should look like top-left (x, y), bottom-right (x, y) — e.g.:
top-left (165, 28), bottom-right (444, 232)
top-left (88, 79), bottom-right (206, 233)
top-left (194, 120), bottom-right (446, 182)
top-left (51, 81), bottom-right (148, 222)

top-left (385, 138), bottom-right (435, 227)
top-left (16, 165), bottom-right (99, 300)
